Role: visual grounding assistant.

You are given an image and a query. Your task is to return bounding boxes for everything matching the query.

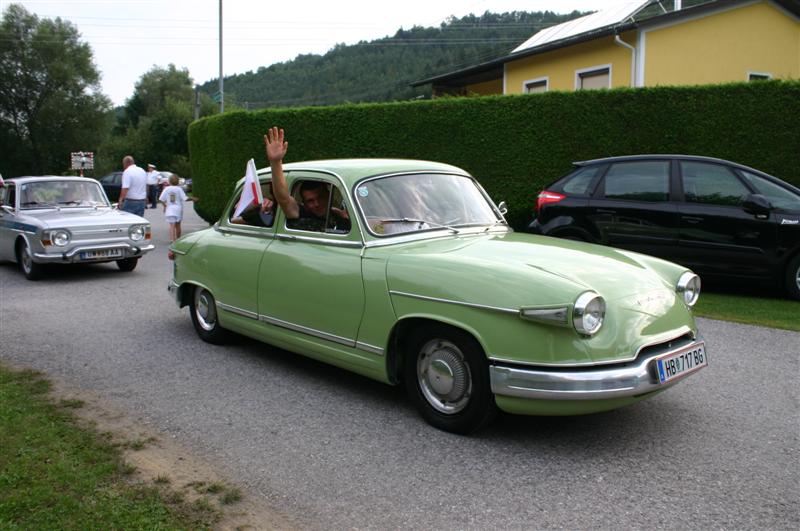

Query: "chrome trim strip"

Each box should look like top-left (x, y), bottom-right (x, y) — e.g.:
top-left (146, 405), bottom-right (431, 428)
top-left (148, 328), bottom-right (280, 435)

top-left (217, 225), bottom-right (276, 238)
top-left (389, 290), bottom-right (518, 315)
top-left (217, 302), bottom-right (259, 320)
top-left (356, 341), bottom-right (385, 356)
top-left (490, 334), bottom-right (706, 400)
top-left (488, 326), bottom-right (695, 368)
top-left (167, 280), bottom-right (181, 307)
top-left (276, 233), bottom-right (363, 248)
top-left (519, 306), bottom-right (571, 327)
top-left (364, 226), bottom-right (510, 248)
top-left (171, 248), bottom-right (187, 256)
top-left (258, 314), bottom-right (356, 348)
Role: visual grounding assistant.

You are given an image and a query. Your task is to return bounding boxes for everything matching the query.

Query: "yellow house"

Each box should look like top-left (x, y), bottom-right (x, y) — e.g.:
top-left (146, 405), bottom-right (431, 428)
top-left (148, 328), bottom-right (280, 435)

top-left (413, 0), bottom-right (799, 96)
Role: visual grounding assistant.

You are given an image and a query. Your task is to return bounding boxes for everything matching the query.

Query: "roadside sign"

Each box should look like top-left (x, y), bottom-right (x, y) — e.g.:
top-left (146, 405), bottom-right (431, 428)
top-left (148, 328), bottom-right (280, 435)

top-left (212, 91), bottom-right (222, 103)
top-left (70, 151), bottom-right (94, 170)
top-left (70, 151), bottom-right (94, 176)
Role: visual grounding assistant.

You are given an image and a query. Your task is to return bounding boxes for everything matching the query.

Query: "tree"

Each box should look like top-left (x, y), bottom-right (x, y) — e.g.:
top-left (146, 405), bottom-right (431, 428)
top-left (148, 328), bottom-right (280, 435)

top-left (0, 4), bottom-right (111, 176)
top-left (98, 64), bottom-right (216, 178)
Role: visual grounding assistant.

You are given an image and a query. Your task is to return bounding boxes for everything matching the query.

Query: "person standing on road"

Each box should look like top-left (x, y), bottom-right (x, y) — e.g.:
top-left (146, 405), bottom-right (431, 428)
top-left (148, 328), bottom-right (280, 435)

top-left (146, 163), bottom-right (159, 209)
top-left (159, 174), bottom-right (197, 242)
top-left (118, 155), bottom-right (147, 216)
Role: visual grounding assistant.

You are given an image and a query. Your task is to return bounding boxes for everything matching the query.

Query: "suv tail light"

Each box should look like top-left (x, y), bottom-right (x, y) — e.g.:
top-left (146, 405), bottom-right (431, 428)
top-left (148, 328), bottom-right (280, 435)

top-left (536, 191), bottom-right (566, 213)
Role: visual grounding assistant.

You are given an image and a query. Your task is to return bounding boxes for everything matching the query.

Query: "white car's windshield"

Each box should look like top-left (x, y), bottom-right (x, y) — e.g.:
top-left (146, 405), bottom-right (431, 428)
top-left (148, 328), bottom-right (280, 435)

top-left (20, 181), bottom-right (109, 209)
top-left (356, 173), bottom-right (500, 236)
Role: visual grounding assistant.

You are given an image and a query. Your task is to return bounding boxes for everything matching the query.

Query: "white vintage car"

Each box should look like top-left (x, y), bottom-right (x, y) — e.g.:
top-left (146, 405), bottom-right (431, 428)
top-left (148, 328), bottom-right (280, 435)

top-left (0, 176), bottom-right (154, 279)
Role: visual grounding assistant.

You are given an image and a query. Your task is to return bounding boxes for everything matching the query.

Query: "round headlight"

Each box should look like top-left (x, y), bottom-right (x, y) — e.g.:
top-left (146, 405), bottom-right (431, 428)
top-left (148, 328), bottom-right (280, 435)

top-left (677, 272), bottom-right (701, 307)
top-left (129, 225), bottom-right (145, 241)
top-left (52, 230), bottom-right (71, 246)
top-left (573, 291), bottom-right (605, 336)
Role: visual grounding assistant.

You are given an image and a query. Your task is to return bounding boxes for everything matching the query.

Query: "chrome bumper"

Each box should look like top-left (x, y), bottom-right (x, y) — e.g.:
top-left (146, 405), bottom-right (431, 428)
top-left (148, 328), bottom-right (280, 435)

top-left (34, 242), bottom-right (154, 263)
top-left (489, 336), bottom-right (706, 400)
top-left (167, 280), bottom-right (181, 307)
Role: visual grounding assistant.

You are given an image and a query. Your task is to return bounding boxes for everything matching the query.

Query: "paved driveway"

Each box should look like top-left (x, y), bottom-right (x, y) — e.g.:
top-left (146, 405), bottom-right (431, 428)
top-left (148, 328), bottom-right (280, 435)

top-left (1, 206), bottom-right (798, 529)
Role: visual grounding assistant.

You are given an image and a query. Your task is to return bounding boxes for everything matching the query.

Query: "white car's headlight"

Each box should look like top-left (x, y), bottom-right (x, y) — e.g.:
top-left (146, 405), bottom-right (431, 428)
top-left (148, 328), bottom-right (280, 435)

top-left (129, 225), bottom-right (146, 241)
top-left (677, 272), bottom-right (701, 307)
top-left (573, 291), bottom-right (605, 336)
top-left (51, 230), bottom-right (71, 247)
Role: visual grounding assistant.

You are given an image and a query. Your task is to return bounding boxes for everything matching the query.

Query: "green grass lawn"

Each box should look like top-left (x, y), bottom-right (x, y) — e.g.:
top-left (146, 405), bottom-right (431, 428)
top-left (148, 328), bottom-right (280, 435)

top-left (0, 366), bottom-right (217, 529)
top-left (693, 291), bottom-right (800, 332)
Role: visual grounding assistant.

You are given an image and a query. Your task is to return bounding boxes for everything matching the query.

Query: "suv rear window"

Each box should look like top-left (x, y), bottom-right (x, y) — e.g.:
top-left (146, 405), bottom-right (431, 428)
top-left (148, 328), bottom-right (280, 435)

top-left (603, 161), bottom-right (670, 202)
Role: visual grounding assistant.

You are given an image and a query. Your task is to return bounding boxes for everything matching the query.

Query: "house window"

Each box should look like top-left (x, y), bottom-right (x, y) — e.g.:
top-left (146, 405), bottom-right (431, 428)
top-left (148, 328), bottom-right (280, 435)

top-left (578, 68), bottom-right (611, 90)
top-left (747, 72), bottom-right (772, 82)
top-left (524, 77), bottom-right (548, 93)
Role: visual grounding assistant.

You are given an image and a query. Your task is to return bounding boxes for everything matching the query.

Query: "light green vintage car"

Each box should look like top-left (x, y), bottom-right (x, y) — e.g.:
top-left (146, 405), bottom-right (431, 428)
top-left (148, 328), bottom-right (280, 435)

top-left (169, 159), bottom-right (707, 433)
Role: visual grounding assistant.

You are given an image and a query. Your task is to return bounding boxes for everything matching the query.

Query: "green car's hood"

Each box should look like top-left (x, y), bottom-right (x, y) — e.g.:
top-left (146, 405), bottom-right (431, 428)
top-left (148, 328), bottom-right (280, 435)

top-left (385, 232), bottom-right (678, 309)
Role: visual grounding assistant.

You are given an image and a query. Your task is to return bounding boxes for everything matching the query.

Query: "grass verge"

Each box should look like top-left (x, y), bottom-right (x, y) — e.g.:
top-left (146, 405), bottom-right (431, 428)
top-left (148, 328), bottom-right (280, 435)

top-left (0, 365), bottom-right (218, 529)
top-left (693, 291), bottom-right (800, 332)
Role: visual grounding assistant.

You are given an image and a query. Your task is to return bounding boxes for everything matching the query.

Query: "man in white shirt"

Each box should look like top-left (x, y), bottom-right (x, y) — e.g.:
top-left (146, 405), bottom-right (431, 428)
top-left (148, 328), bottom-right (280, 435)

top-left (118, 155), bottom-right (147, 216)
top-left (146, 163), bottom-right (159, 209)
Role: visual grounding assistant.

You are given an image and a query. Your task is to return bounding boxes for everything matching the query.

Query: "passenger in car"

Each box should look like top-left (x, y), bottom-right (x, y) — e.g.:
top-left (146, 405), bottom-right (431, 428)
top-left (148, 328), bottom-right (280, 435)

top-left (264, 127), bottom-right (350, 233)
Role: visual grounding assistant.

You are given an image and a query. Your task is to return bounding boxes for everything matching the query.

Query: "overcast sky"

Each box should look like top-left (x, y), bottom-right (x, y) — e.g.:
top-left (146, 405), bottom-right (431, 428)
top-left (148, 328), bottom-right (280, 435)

top-left (6, 0), bottom-right (619, 105)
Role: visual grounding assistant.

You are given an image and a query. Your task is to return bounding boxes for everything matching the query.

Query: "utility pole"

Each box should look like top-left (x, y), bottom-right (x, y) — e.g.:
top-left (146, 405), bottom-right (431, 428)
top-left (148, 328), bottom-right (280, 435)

top-left (218, 0), bottom-right (224, 113)
top-left (194, 85), bottom-right (201, 120)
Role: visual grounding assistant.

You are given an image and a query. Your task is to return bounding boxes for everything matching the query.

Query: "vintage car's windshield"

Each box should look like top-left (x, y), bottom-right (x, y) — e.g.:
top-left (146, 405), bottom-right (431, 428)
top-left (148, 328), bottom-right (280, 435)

top-left (356, 173), bottom-right (500, 236)
top-left (20, 181), bottom-right (109, 209)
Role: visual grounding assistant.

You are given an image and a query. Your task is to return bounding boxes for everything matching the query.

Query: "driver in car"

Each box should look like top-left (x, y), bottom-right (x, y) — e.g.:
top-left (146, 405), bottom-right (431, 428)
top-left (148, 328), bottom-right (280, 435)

top-left (264, 127), bottom-right (350, 233)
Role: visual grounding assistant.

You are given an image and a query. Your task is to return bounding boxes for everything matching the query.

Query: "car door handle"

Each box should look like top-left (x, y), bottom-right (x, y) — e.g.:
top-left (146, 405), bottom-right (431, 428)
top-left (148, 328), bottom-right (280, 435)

top-left (681, 216), bottom-right (703, 224)
top-left (277, 234), bottom-right (296, 242)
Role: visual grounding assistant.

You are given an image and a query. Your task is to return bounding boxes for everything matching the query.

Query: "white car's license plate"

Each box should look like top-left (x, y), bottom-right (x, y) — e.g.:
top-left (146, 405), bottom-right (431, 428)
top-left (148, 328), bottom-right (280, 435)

top-left (80, 249), bottom-right (123, 260)
top-left (655, 342), bottom-right (707, 384)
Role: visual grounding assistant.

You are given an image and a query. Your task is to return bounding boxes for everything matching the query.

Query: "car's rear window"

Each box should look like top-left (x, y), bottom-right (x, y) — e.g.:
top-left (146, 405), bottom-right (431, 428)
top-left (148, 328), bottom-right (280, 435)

top-left (559, 166), bottom-right (602, 196)
top-left (603, 161), bottom-right (670, 202)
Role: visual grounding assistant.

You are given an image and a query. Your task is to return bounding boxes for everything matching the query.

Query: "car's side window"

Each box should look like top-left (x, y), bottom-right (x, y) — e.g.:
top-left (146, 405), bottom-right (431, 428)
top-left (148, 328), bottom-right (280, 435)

top-left (603, 161), bottom-right (669, 202)
top-left (739, 170), bottom-right (800, 211)
top-left (561, 166), bottom-right (602, 196)
top-left (681, 162), bottom-right (750, 206)
top-left (228, 182), bottom-right (275, 228)
top-left (287, 180), bottom-right (350, 234)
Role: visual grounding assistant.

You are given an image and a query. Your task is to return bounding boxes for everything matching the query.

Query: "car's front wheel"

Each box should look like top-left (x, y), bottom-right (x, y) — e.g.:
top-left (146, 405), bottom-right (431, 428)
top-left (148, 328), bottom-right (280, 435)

top-left (116, 257), bottom-right (139, 272)
top-left (16, 240), bottom-right (44, 280)
top-left (190, 287), bottom-right (228, 344)
top-left (786, 254), bottom-right (800, 301)
top-left (404, 323), bottom-right (497, 434)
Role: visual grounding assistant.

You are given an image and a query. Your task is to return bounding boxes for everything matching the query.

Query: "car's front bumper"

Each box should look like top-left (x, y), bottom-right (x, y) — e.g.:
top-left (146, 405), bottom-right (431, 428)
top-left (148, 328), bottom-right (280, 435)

top-left (34, 242), bottom-right (154, 263)
top-left (489, 335), bottom-right (706, 401)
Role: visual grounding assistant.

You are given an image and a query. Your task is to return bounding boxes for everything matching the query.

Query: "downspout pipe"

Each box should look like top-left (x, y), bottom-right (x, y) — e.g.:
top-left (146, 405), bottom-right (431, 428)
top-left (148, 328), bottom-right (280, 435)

top-left (614, 34), bottom-right (637, 87)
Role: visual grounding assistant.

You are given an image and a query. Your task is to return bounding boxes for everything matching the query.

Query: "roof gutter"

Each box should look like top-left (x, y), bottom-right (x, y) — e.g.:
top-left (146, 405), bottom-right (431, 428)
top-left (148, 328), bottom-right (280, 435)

top-left (613, 34), bottom-right (636, 88)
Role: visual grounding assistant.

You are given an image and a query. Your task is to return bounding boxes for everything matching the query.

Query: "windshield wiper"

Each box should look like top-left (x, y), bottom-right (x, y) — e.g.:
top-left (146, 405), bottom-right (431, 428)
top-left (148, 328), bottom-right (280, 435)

top-left (380, 218), bottom-right (460, 234)
top-left (21, 201), bottom-right (55, 208)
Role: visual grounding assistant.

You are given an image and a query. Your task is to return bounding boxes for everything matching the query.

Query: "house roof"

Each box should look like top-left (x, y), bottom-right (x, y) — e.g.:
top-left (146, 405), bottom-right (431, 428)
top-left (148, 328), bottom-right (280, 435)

top-left (411, 0), bottom-right (800, 88)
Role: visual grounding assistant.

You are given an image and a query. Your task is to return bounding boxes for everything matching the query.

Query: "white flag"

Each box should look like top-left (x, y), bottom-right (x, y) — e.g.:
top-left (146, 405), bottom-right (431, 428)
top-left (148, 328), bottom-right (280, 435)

top-left (233, 159), bottom-right (263, 218)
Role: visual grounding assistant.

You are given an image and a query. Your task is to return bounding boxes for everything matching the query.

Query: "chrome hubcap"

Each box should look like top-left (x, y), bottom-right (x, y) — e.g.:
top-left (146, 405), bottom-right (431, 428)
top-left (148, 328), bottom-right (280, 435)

top-left (194, 289), bottom-right (216, 331)
top-left (795, 266), bottom-right (800, 291)
top-left (417, 339), bottom-right (472, 414)
top-left (21, 245), bottom-right (32, 273)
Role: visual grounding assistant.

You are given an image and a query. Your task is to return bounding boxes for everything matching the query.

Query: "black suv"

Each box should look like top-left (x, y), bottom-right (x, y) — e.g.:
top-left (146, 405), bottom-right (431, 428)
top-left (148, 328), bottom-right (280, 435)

top-left (527, 155), bottom-right (800, 299)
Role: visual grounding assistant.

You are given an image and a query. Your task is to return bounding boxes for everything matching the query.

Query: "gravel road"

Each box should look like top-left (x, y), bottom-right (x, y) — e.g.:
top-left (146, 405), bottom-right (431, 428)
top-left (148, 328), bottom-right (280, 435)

top-left (1, 206), bottom-right (798, 529)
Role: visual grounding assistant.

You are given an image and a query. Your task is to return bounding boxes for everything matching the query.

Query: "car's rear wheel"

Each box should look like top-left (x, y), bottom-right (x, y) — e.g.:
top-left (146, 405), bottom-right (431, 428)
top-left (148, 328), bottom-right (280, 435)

top-left (16, 240), bottom-right (44, 280)
top-left (190, 286), bottom-right (228, 344)
top-left (404, 323), bottom-right (497, 434)
top-left (786, 254), bottom-right (800, 301)
top-left (116, 257), bottom-right (139, 272)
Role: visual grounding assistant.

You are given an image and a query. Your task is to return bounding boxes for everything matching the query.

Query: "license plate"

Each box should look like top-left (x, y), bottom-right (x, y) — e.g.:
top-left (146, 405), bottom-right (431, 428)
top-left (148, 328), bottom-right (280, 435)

top-left (655, 342), bottom-right (707, 384)
top-left (79, 249), bottom-right (123, 260)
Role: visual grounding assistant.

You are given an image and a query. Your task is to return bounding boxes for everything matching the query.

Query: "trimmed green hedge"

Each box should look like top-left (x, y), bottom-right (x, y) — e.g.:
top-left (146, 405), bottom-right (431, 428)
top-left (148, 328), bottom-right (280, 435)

top-left (189, 80), bottom-right (800, 229)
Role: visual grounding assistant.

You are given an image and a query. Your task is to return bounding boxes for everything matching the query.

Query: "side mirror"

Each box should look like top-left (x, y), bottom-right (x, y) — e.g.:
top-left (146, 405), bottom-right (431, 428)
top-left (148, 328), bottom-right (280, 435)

top-left (1, 205), bottom-right (13, 214)
top-left (742, 194), bottom-right (771, 217)
top-left (497, 201), bottom-right (508, 216)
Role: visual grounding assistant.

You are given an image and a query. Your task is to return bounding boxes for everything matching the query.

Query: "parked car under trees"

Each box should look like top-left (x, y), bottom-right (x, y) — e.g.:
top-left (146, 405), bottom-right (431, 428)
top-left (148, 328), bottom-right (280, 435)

top-left (168, 159), bottom-right (707, 434)
top-left (527, 155), bottom-right (800, 300)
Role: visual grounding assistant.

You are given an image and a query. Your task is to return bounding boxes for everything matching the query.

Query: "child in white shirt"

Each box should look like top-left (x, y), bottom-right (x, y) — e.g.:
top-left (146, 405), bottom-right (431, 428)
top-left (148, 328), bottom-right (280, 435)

top-left (158, 174), bottom-right (197, 242)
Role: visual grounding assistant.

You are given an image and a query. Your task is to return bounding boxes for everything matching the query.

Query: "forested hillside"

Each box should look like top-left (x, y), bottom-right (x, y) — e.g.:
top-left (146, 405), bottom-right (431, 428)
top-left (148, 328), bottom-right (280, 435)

top-left (198, 11), bottom-right (585, 109)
